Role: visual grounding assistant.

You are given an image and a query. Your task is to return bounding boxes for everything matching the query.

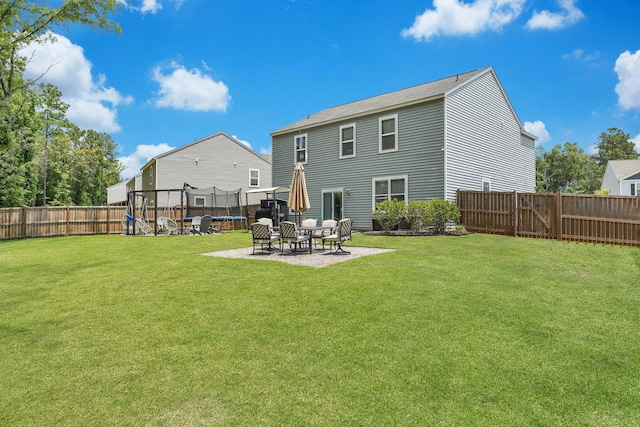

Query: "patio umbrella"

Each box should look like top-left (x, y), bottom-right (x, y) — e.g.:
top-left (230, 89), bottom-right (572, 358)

top-left (288, 162), bottom-right (310, 224)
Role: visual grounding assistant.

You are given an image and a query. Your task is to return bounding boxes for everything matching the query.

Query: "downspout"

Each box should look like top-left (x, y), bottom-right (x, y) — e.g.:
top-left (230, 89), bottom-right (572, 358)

top-left (443, 97), bottom-right (448, 200)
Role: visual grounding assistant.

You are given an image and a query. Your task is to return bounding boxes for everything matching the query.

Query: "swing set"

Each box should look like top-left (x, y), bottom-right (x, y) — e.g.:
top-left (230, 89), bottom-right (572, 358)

top-left (122, 188), bottom-right (186, 236)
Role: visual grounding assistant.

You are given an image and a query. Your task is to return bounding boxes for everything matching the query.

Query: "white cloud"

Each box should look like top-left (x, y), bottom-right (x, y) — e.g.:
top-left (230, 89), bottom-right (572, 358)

top-left (118, 143), bottom-right (175, 180)
top-left (20, 32), bottom-right (132, 133)
top-left (632, 133), bottom-right (640, 152)
top-left (563, 48), bottom-right (600, 63)
top-left (123, 0), bottom-right (186, 15)
top-left (141, 0), bottom-right (162, 14)
top-left (152, 62), bottom-right (231, 112)
top-left (231, 135), bottom-right (251, 148)
top-left (401, 0), bottom-right (525, 41)
top-left (524, 120), bottom-right (551, 145)
top-left (526, 0), bottom-right (585, 30)
top-left (614, 49), bottom-right (640, 110)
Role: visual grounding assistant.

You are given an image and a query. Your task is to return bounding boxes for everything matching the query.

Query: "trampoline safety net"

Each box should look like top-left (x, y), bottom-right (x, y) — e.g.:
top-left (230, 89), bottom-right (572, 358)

top-left (183, 184), bottom-right (246, 229)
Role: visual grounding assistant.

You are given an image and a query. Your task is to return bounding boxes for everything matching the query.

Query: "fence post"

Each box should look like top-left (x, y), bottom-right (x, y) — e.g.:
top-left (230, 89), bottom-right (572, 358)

top-left (21, 206), bottom-right (27, 239)
top-left (555, 192), bottom-right (563, 241)
top-left (66, 206), bottom-right (70, 237)
top-left (512, 191), bottom-right (518, 237)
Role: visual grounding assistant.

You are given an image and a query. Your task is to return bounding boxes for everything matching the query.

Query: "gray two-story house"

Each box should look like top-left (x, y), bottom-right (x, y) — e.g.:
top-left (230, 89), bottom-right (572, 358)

top-left (271, 67), bottom-right (536, 230)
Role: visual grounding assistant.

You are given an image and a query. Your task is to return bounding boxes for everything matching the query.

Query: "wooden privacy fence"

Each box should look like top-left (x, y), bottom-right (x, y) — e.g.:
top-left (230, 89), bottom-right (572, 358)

top-left (0, 206), bottom-right (128, 240)
top-left (457, 190), bottom-right (640, 247)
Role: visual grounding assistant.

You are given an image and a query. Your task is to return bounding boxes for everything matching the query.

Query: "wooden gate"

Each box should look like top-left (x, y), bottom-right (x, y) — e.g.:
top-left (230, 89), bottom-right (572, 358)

top-left (457, 190), bottom-right (640, 246)
top-left (517, 193), bottom-right (557, 240)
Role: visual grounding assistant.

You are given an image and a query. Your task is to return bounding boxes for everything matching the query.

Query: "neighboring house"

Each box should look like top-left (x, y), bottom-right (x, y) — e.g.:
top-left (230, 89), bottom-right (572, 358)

top-left (601, 159), bottom-right (640, 195)
top-left (107, 175), bottom-right (141, 205)
top-left (107, 180), bottom-right (127, 205)
top-left (139, 132), bottom-right (272, 208)
top-left (271, 67), bottom-right (537, 230)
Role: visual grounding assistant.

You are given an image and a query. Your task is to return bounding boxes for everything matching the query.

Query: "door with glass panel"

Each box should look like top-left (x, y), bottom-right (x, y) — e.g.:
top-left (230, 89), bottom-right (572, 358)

top-left (322, 190), bottom-right (343, 221)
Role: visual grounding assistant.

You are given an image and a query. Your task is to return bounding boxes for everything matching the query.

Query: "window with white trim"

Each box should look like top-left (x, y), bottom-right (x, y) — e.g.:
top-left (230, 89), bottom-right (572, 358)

top-left (295, 134), bottom-right (307, 164)
top-left (482, 179), bottom-right (491, 192)
top-left (372, 175), bottom-right (407, 209)
top-left (379, 114), bottom-right (398, 153)
top-left (195, 196), bottom-right (206, 207)
top-left (249, 169), bottom-right (259, 187)
top-left (631, 182), bottom-right (637, 196)
top-left (340, 123), bottom-right (356, 158)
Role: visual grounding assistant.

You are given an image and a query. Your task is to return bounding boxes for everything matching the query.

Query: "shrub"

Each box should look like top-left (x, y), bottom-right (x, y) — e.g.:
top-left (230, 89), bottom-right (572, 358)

top-left (372, 200), bottom-right (406, 233)
top-left (406, 200), bottom-right (430, 233)
top-left (424, 199), bottom-right (460, 234)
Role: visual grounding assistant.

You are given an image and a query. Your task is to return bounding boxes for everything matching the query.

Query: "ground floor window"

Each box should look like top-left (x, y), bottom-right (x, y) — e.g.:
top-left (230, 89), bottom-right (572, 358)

top-left (322, 189), bottom-right (343, 221)
top-left (482, 179), bottom-right (491, 192)
top-left (372, 175), bottom-right (407, 209)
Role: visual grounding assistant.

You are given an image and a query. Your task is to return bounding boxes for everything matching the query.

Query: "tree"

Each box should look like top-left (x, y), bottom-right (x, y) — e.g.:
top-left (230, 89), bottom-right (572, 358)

top-left (536, 142), bottom-right (600, 194)
top-left (593, 128), bottom-right (639, 168)
top-left (0, 87), bottom-right (39, 207)
top-left (0, 0), bottom-right (121, 106)
top-left (32, 83), bottom-right (70, 206)
top-left (68, 128), bottom-right (121, 206)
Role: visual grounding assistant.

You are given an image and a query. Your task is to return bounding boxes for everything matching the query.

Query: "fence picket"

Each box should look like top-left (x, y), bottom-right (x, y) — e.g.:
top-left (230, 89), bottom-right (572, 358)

top-left (458, 191), bottom-right (640, 247)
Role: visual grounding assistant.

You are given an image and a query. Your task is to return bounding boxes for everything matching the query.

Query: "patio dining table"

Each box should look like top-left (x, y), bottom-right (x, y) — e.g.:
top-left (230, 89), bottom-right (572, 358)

top-left (298, 224), bottom-right (336, 251)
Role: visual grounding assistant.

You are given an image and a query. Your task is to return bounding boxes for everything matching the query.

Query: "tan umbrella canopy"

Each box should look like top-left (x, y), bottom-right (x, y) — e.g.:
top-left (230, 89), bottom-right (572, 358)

top-left (288, 162), bottom-right (310, 222)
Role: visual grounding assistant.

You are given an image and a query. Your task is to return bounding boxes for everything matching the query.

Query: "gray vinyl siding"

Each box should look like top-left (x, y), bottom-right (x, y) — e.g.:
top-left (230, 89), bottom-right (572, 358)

top-left (445, 71), bottom-right (535, 200)
top-left (600, 164), bottom-right (619, 194)
top-left (272, 100), bottom-right (445, 230)
top-left (143, 133), bottom-right (271, 207)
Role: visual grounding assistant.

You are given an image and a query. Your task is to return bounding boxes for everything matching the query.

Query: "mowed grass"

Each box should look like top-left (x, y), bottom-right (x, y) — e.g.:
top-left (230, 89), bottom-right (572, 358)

top-left (1, 231), bottom-right (639, 425)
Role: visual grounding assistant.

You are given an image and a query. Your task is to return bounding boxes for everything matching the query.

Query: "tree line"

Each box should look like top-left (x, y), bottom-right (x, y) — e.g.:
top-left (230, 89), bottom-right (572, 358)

top-left (536, 128), bottom-right (639, 194)
top-left (0, 0), bottom-right (122, 208)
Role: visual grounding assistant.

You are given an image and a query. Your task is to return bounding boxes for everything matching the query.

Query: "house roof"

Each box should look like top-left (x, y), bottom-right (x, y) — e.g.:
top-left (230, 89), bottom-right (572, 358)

top-left (141, 131), bottom-right (270, 172)
top-left (272, 67), bottom-right (536, 138)
top-left (606, 159), bottom-right (640, 180)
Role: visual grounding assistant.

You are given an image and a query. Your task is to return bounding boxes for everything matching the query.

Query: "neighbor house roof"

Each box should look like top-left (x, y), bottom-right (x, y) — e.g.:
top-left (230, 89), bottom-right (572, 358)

top-left (606, 159), bottom-right (640, 180)
top-left (140, 131), bottom-right (270, 172)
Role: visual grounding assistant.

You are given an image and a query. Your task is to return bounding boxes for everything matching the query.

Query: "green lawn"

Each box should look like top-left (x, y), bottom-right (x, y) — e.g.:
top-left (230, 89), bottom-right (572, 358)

top-left (1, 232), bottom-right (639, 425)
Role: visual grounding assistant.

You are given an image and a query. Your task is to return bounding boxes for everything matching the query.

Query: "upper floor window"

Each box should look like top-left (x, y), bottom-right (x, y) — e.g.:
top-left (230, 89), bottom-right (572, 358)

top-left (379, 114), bottom-right (398, 153)
top-left (295, 134), bottom-right (307, 164)
top-left (340, 123), bottom-right (356, 159)
top-left (249, 169), bottom-right (260, 187)
top-left (372, 175), bottom-right (407, 209)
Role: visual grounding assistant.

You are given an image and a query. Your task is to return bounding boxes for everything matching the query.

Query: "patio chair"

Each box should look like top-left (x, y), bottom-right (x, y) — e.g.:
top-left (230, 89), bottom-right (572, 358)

top-left (312, 219), bottom-right (337, 249)
top-left (251, 222), bottom-right (280, 254)
top-left (257, 217), bottom-right (273, 227)
top-left (279, 221), bottom-right (311, 255)
top-left (157, 216), bottom-right (179, 235)
top-left (200, 215), bottom-right (214, 234)
top-left (192, 216), bottom-right (214, 234)
top-left (190, 216), bottom-right (202, 234)
top-left (301, 218), bottom-right (317, 227)
top-left (257, 217), bottom-right (279, 239)
top-left (322, 218), bottom-right (352, 254)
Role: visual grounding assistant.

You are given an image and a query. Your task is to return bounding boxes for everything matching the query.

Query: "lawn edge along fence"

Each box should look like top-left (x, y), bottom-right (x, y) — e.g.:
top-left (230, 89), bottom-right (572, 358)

top-left (457, 190), bottom-right (640, 247)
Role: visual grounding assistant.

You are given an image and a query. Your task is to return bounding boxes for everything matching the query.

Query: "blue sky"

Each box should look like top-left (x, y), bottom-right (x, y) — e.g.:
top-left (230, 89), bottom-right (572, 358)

top-left (21, 0), bottom-right (640, 180)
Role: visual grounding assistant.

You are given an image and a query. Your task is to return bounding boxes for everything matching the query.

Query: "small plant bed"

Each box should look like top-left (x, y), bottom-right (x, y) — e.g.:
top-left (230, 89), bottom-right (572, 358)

top-left (363, 226), bottom-right (469, 237)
